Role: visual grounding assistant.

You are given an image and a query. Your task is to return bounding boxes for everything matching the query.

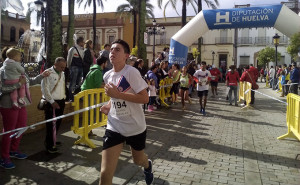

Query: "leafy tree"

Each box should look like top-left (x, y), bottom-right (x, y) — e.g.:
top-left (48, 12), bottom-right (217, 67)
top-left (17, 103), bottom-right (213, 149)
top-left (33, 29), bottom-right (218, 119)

top-left (77, 0), bottom-right (104, 49)
top-left (287, 32), bottom-right (300, 61)
top-left (67, 0), bottom-right (75, 47)
top-left (137, 0), bottom-right (147, 64)
top-left (257, 46), bottom-right (281, 67)
top-left (46, 0), bottom-right (63, 67)
top-left (116, 0), bottom-right (154, 48)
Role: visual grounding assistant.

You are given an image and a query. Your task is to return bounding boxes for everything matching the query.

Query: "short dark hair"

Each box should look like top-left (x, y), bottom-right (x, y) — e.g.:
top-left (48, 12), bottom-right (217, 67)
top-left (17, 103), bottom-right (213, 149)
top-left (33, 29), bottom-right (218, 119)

top-left (111, 39), bottom-right (130, 54)
top-left (245, 65), bottom-right (250, 69)
top-left (283, 64), bottom-right (287, 67)
top-left (250, 64), bottom-right (253, 67)
top-left (104, 44), bottom-right (110, 48)
top-left (96, 56), bottom-right (108, 66)
top-left (292, 62), bottom-right (297, 66)
top-left (76, 37), bottom-right (84, 44)
top-left (150, 64), bottom-right (158, 71)
top-left (201, 61), bottom-right (207, 65)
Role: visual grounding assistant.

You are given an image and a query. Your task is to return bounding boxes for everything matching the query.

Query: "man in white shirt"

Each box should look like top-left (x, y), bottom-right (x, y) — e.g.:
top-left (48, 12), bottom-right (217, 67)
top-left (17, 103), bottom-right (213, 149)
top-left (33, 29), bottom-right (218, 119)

top-left (193, 61), bottom-right (211, 115)
top-left (269, 66), bottom-right (275, 88)
top-left (99, 39), bottom-right (153, 185)
top-left (41, 57), bottom-right (66, 153)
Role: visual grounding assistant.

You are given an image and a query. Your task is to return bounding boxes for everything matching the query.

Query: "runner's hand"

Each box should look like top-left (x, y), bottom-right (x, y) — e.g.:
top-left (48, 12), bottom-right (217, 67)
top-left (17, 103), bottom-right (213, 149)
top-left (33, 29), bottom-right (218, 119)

top-left (104, 83), bottom-right (120, 98)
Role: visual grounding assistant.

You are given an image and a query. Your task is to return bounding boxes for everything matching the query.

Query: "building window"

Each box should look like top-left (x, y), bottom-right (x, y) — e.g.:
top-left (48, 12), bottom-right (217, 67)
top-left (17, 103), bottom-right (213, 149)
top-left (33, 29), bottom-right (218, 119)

top-left (10, 27), bottom-right (16, 42)
top-left (109, 36), bottom-right (115, 44)
top-left (19, 28), bottom-right (24, 39)
top-left (240, 56), bottom-right (250, 66)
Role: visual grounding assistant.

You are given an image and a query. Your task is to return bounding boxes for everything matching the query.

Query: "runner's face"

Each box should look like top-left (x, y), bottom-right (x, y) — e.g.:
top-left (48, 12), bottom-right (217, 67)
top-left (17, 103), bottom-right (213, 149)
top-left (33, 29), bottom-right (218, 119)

top-left (109, 43), bottom-right (129, 65)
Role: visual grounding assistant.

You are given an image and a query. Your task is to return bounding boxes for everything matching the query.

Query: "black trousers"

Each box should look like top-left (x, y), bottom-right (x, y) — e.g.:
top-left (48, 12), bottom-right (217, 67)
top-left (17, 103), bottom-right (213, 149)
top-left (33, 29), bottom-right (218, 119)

top-left (44, 99), bottom-right (65, 149)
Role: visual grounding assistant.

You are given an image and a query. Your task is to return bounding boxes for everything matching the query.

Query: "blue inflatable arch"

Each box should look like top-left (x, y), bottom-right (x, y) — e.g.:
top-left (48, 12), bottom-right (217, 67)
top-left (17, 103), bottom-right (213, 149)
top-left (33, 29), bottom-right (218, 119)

top-left (169, 5), bottom-right (300, 67)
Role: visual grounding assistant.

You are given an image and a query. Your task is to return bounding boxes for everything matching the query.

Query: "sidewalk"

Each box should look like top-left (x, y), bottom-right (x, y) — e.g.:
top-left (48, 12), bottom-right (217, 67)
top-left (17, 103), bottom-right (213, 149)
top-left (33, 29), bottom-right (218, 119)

top-left (0, 82), bottom-right (299, 185)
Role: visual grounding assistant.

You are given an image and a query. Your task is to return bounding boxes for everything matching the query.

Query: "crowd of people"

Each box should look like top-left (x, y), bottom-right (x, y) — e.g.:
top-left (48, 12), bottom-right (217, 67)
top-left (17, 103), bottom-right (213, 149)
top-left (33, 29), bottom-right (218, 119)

top-left (1, 37), bottom-right (300, 185)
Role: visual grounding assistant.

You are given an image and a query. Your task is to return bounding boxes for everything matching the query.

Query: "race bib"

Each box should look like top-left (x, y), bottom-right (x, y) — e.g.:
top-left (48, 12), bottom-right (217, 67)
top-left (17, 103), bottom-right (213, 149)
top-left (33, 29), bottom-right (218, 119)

top-left (110, 99), bottom-right (130, 117)
top-left (211, 76), bottom-right (216, 80)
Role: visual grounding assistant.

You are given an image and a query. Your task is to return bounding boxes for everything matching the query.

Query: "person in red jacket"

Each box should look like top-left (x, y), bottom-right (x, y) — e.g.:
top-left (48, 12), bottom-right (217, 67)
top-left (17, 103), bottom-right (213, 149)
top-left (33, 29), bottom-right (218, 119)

top-left (249, 64), bottom-right (259, 81)
top-left (240, 65), bottom-right (257, 104)
top-left (226, 65), bottom-right (240, 106)
top-left (209, 65), bottom-right (221, 97)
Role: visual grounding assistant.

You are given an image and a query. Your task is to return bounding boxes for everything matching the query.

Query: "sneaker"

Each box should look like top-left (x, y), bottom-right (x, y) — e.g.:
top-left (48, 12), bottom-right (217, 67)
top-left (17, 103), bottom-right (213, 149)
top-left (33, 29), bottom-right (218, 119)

top-left (182, 106), bottom-right (186, 110)
top-left (0, 158), bottom-right (15, 169)
top-left (202, 109), bottom-right (206, 116)
top-left (188, 99), bottom-right (192, 104)
top-left (144, 159), bottom-right (154, 185)
top-left (47, 147), bottom-right (58, 154)
top-left (9, 151), bottom-right (27, 159)
top-left (55, 141), bottom-right (62, 147)
top-left (200, 108), bottom-right (203, 114)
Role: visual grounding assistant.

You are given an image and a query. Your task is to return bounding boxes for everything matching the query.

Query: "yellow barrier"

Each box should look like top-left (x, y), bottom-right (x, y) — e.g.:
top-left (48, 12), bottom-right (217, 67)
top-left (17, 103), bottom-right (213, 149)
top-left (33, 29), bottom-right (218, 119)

top-left (158, 78), bottom-right (173, 107)
top-left (71, 88), bottom-right (109, 148)
top-left (278, 93), bottom-right (300, 141)
top-left (238, 81), bottom-right (252, 109)
top-left (265, 75), bottom-right (270, 87)
top-left (278, 76), bottom-right (282, 93)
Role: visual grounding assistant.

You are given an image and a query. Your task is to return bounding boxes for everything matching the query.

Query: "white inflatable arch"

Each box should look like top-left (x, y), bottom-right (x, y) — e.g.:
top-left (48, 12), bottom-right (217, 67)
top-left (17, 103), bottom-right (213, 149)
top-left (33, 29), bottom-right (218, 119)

top-left (169, 4), bottom-right (300, 66)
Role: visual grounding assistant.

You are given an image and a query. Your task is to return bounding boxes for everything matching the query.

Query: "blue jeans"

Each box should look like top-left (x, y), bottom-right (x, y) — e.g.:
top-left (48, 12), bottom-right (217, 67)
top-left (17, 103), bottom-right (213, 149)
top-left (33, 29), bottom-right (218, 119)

top-left (69, 66), bottom-right (83, 101)
top-left (228, 86), bottom-right (237, 104)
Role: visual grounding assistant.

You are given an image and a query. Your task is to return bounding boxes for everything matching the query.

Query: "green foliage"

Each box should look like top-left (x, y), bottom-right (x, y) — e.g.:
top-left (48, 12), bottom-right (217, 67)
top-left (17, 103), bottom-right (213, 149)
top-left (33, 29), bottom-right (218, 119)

top-left (257, 47), bottom-right (281, 66)
top-left (287, 32), bottom-right (300, 61)
top-left (192, 47), bottom-right (200, 59)
top-left (131, 46), bottom-right (138, 56)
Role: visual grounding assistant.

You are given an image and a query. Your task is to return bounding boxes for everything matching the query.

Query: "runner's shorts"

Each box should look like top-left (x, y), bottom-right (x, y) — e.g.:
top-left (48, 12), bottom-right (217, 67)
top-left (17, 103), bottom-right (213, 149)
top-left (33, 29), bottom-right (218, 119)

top-left (197, 90), bottom-right (208, 97)
top-left (103, 129), bottom-right (147, 151)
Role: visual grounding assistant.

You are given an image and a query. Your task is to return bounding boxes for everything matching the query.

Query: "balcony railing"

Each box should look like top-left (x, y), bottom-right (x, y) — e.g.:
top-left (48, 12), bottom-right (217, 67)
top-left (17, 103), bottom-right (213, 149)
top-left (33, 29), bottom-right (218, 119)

top-left (255, 37), bottom-right (270, 45)
top-left (238, 37), bottom-right (253, 45)
top-left (215, 37), bottom-right (233, 44)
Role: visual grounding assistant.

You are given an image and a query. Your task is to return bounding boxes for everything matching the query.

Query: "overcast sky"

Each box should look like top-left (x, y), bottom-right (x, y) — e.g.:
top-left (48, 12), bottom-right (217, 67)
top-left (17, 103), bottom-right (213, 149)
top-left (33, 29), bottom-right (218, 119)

top-left (19, 0), bottom-right (284, 29)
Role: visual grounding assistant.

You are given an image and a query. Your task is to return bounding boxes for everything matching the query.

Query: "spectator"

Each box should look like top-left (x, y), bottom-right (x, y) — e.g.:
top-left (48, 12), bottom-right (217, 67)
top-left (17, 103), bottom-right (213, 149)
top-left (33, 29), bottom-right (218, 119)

top-left (260, 67), bottom-right (265, 82)
top-left (170, 64), bottom-right (181, 104)
top-left (226, 65), bottom-right (240, 106)
top-left (0, 48), bottom-right (50, 169)
top-left (147, 79), bottom-right (156, 112)
top-left (209, 65), bottom-right (221, 97)
top-left (41, 57), bottom-right (67, 153)
top-left (83, 40), bottom-right (96, 79)
top-left (162, 47), bottom-right (169, 62)
top-left (289, 62), bottom-right (299, 95)
top-left (249, 64), bottom-right (259, 81)
top-left (240, 65), bottom-right (257, 105)
top-left (146, 64), bottom-right (159, 88)
top-left (155, 53), bottom-right (165, 64)
top-left (67, 36), bottom-right (85, 101)
top-left (133, 59), bottom-right (145, 76)
top-left (99, 44), bottom-right (111, 73)
top-left (179, 66), bottom-right (193, 109)
top-left (187, 62), bottom-right (196, 97)
top-left (269, 66), bottom-right (275, 88)
top-left (280, 70), bottom-right (286, 97)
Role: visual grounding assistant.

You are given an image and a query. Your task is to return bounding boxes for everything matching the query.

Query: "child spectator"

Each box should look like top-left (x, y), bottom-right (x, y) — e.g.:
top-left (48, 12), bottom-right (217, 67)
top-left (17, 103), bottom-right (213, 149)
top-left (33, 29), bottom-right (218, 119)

top-left (147, 79), bottom-right (156, 112)
top-left (3, 48), bottom-right (30, 108)
top-left (280, 70), bottom-right (286, 97)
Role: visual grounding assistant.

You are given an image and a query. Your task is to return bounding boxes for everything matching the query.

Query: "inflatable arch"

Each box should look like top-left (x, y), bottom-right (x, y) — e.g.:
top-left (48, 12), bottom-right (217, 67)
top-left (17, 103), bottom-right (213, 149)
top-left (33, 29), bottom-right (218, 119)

top-left (169, 4), bottom-right (300, 67)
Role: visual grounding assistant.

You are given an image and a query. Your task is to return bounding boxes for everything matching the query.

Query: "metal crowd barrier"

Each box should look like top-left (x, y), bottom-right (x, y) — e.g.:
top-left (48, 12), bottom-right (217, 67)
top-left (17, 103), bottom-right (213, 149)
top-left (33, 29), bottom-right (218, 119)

top-left (238, 81), bottom-right (252, 109)
top-left (71, 88), bottom-right (110, 148)
top-left (158, 78), bottom-right (173, 107)
top-left (278, 93), bottom-right (300, 141)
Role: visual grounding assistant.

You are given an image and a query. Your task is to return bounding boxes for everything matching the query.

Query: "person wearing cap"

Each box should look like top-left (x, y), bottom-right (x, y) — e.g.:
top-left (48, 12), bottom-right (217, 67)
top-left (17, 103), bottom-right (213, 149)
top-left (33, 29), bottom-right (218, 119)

top-left (209, 65), bottom-right (221, 97)
top-left (289, 62), bottom-right (299, 95)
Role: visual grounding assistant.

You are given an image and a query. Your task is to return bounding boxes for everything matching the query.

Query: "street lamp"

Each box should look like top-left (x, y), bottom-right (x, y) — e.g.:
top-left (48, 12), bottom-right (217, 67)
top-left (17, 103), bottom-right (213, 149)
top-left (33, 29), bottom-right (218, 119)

top-left (273, 33), bottom-right (280, 89)
top-left (147, 19), bottom-right (165, 62)
top-left (34, 0), bottom-right (47, 53)
top-left (212, 51), bottom-right (215, 65)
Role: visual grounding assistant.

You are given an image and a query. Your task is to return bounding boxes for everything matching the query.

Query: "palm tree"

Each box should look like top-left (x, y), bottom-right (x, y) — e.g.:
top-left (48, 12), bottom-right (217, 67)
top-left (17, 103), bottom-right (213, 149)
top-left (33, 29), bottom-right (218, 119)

top-left (116, 0), bottom-right (154, 48)
top-left (77, 0), bottom-right (104, 49)
top-left (46, 0), bottom-right (63, 67)
top-left (197, 0), bottom-right (219, 63)
top-left (67, 0), bottom-right (75, 47)
top-left (137, 0), bottom-right (147, 63)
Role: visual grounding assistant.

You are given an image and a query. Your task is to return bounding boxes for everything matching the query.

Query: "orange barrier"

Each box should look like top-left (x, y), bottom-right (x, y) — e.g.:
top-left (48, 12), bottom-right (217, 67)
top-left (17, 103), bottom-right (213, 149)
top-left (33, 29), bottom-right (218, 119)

top-left (278, 93), bottom-right (300, 141)
top-left (238, 81), bottom-right (252, 109)
top-left (71, 88), bottom-right (109, 148)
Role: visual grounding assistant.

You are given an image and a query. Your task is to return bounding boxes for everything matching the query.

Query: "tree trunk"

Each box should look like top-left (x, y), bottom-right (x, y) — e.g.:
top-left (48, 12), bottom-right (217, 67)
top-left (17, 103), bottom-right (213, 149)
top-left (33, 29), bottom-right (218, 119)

top-left (67, 0), bottom-right (75, 47)
top-left (46, 0), bottom-right (63, 68)
top-left (182, 0), bottom-right (187, 27)
top-left (197, 0), bottom-right (203, 64)
top-left (133, 11), bottom-right (137, 48)
top-left (93, 0), bottom-right (97, 49)
top-left (137, 0), bottom-right (147, 65)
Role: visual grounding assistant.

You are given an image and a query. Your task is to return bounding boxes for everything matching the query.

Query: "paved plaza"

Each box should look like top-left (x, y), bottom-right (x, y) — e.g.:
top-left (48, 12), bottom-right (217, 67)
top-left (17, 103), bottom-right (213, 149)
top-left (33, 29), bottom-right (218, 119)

top-left (0, 83), bottom-right (299, 185)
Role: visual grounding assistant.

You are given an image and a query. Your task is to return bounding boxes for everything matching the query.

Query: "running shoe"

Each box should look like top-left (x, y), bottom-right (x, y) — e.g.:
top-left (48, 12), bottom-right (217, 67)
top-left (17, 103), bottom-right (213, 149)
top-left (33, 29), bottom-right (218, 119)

top-left (47, 147), bottom-right (58, 154)
top-left (144, 159), bottom-right (154, 185)
top-left (202, 109), bottom-right (206, 116)
top-left (9, 151), bottom-right (28, 159)
top-left (200, 108), bottom-right (203, 114)
top-left (0, 158), bottom-right (15, 169)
